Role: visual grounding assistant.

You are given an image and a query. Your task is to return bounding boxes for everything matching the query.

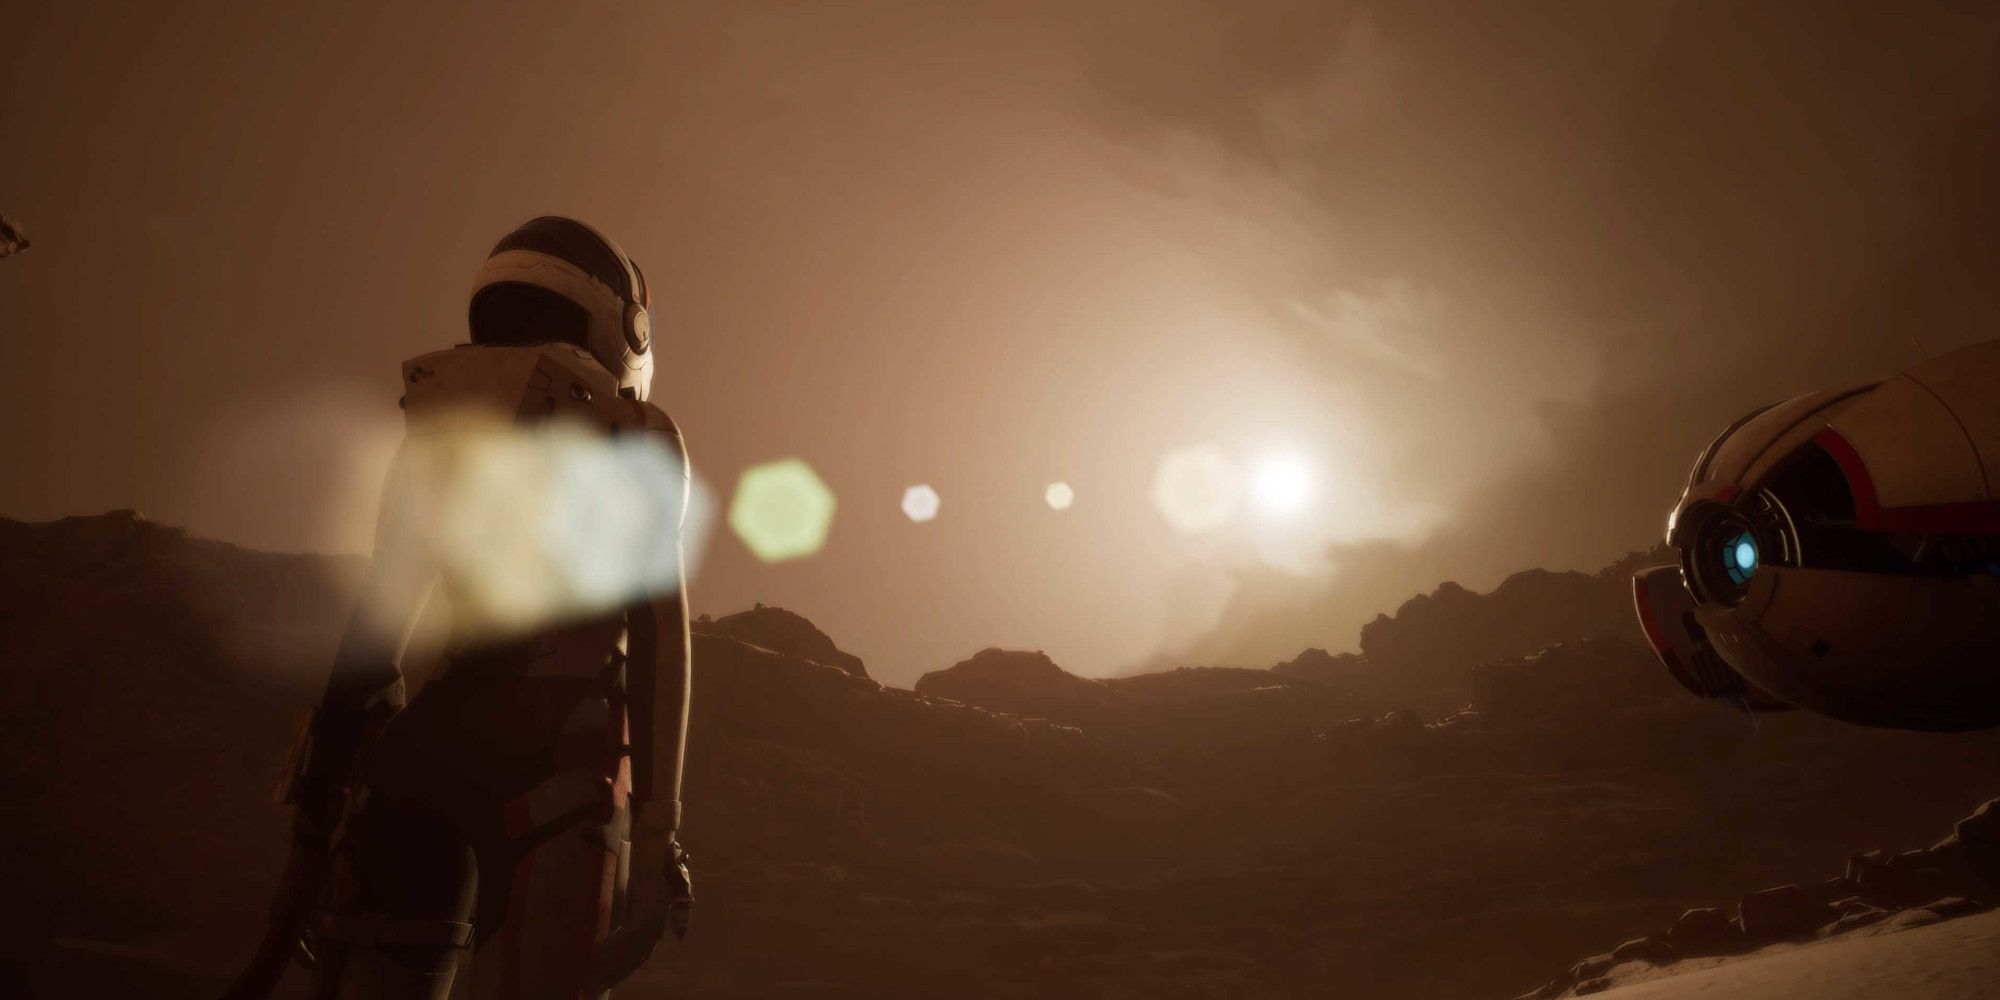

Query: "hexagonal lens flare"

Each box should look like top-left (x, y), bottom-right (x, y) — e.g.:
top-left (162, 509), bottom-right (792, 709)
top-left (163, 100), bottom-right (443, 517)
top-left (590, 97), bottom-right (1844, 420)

top-left (1045, 481), bottom-right (1074, 511)
top-left (1152, 447), bottom-right (1242, 534)
top-left (728, 458), bottom-right (836, 562)
top-left (902, 484), bottom-right (941, 522)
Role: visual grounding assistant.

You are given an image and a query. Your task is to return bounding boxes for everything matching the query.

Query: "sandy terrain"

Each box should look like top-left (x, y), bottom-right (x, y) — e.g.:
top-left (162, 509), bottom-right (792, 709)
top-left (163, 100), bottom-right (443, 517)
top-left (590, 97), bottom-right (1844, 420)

top-left (1593, 909), bottom-right (2000, 999)
top-left (13, 513), bottom-right (2000, 998)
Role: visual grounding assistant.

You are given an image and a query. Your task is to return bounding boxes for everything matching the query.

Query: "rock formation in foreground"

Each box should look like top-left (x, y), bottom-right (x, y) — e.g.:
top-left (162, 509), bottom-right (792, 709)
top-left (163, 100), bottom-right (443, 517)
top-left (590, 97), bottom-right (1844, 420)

top-left (9, 512), bottom-right (2000, 999)
top-left (0, 212), bottom-right (29, 257)
top-left (1517, 794), bottom-right (2000, 997)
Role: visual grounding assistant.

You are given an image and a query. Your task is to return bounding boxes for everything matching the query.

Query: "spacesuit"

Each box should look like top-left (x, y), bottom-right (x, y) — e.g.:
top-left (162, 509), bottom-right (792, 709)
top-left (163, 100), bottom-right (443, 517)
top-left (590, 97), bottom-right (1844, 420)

top-left (247, 217), bottom-right (692, 999)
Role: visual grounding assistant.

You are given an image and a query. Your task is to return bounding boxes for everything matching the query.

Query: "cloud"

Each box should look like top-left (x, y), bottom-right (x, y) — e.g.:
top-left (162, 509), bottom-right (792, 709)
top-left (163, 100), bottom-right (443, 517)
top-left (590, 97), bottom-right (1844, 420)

top-left (1253, 9), bottom-right (1396, 157)
top-left (1289, 278), bottom-right (1448, 378)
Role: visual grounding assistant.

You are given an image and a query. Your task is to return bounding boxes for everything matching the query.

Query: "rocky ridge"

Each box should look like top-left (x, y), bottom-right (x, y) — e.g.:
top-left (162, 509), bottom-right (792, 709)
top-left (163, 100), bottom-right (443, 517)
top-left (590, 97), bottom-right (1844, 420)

top-left (7, 512), bottom-right (2000, 999)
top-left (0, 211), bottom-right (28, 257)
top-left (693, 602), bottom-right (869, 679)
top-left (1521, 797), bottom-right (2000, 997)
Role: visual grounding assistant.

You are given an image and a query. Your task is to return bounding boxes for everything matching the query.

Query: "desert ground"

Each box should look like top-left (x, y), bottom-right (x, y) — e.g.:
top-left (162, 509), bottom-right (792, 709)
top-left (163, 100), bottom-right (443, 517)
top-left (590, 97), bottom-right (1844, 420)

top-left (7, 510), bottom-right (2000, 998)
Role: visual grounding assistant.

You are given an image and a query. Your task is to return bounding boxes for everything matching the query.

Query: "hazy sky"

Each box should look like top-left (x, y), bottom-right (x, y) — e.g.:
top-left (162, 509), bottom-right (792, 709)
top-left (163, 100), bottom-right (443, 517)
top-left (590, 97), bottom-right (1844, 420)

top-left (4, 1), bottom-right (1996, 686)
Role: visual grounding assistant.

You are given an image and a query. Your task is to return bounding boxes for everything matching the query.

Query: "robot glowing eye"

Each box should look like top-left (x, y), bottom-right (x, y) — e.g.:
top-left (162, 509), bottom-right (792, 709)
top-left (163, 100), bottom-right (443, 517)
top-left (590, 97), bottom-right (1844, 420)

top-left (1724, 531), bottom-right (1759, 585)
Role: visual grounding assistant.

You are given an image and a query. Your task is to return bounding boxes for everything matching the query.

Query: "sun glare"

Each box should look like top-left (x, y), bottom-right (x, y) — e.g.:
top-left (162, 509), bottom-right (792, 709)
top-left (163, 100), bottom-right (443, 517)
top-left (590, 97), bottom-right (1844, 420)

top-left (1252, 453), bottom-right (1315, 515)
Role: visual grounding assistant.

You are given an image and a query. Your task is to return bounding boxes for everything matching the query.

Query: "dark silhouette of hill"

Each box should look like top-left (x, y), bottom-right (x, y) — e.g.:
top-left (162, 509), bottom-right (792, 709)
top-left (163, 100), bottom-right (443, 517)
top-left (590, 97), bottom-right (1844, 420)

top-left (915, 647), bottom-right (1121, 723)
top-left (1270, 646), bottom-right (1365, 686)
top-left (693, 603), bottom-right (869, 679)
top-left (0, 211), bottom-right (28, 257)
top-left (1351, 562), bottom-right (1653, 713)
top-left (5, 512), bottom-right (2000, 998)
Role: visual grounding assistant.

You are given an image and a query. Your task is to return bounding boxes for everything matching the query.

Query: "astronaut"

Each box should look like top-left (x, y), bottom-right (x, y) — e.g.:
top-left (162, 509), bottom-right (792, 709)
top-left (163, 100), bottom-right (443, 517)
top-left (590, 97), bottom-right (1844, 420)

top-left (239, 217), bottom-right (693, 999)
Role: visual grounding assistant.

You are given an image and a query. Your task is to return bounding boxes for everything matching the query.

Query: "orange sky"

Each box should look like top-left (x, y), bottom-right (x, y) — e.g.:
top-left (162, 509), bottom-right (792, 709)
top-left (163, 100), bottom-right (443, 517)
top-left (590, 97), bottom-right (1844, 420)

top-left (3, 1), bottom-right (1996, 686)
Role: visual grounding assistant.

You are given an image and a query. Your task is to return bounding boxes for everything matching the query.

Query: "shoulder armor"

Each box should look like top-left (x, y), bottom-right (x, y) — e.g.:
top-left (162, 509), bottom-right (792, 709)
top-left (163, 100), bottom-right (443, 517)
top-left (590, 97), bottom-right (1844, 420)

top-left (630, 401), bottom-right (690, 521)
top-left (630, 400), bottom-right (685, 450)
top-left (401, 344), bottom-right (628, 435)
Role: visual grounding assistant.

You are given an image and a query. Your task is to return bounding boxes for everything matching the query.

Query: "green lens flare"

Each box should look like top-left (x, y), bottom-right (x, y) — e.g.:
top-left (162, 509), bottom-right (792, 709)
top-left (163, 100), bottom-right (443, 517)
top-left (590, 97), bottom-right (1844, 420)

top-left (728, 458), bottom-right (837, 563)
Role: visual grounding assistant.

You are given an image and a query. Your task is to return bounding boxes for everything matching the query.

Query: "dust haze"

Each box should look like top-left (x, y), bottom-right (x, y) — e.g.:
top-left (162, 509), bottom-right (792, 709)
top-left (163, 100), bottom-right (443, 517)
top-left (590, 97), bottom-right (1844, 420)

top-left (3, 1), bottom-right (1996, 686)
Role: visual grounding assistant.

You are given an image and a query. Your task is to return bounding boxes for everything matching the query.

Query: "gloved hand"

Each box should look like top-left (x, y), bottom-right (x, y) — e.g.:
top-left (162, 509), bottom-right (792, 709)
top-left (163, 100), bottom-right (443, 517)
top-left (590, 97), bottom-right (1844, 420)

top-left (589, 807), bottom-right (690, 991)
top-left (667, 840), bottom-right (693, 941)
top-left (271, 837), bottom-right (334, 925)
top-left (628, 805), bottom-right (692, 935)
top-left (272, 782), bottom-right (347, 944)
top-left (218, 791), bottom-right (344, 1000)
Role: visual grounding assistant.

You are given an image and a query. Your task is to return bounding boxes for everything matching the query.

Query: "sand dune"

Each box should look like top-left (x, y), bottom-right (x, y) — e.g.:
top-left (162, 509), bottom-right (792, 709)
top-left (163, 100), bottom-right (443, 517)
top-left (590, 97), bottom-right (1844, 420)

top-left (1593, 910), bottom-right (2000, 999)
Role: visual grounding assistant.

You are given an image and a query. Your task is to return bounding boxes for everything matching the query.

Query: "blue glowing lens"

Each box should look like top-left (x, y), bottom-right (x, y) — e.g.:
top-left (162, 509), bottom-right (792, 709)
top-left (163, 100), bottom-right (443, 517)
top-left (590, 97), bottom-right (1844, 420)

top-left (1724, 531), bottom-right (1758, 585)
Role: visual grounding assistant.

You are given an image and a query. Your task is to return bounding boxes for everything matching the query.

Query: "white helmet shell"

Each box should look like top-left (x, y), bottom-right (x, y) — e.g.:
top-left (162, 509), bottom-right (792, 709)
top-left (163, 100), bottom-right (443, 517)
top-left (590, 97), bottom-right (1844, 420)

top-left (469, 216), bottom-right (654, 400)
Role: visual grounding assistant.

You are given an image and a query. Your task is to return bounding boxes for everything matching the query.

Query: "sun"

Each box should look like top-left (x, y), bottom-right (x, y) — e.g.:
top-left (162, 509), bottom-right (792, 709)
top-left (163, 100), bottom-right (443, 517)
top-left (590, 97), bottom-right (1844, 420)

top-left (1251, 453), bottom-right (1315, 515)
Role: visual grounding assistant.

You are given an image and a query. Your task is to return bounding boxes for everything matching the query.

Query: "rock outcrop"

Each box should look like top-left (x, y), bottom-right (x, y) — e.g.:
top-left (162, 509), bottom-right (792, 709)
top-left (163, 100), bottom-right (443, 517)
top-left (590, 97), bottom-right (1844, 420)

top-left (1468, 636), bottom-right (1675, 723)
top-left (693, 602), bottom-right (869, 678)
top-left (1736, 883), bottom-right (1837, 940)
top-left (11, 516), bottom-right (2000, 1000)
top-left (1269, 647), bottom-right (1365, 686)
top-left (1518, 797), bottom-right (2000, 998)
top-left (913, 647), bottom-right (1121, 723)
top-left (1357, 567), bottom-right (1643, 707)
top-left (0, 212), bottom-right (27, 257)
top-left (1666, 906), bottom-right (1740, 954)
top-left (1284, 544), bottom-right (1672, 714)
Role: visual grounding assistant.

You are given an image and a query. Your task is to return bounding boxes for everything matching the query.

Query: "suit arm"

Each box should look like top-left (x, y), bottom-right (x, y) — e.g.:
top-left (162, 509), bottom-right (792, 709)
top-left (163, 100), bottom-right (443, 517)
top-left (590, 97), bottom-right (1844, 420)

top-left (626, 411), bottom-right (691, 824)
top-left (290, 444), bottom-right (435, 842)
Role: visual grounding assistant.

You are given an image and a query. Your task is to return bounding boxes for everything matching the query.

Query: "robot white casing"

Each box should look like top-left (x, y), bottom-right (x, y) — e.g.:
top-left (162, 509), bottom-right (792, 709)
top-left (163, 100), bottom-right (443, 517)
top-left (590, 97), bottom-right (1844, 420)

top-left (1634, 339), bottom-right (2000, 731)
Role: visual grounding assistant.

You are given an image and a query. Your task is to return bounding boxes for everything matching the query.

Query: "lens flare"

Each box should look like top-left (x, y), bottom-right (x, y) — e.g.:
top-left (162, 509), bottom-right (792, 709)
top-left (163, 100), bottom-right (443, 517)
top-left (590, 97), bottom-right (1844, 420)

top-left (1045, 481), bottom-right (1074, 511)
top-left (1152, 447), bottom-right (1242, 534)
top-left (369, 413), bottom-right (698, 640)
top-left (902, 484), bottom-right (941, 522)
top-left (729, 458), bottom-right (837, 562)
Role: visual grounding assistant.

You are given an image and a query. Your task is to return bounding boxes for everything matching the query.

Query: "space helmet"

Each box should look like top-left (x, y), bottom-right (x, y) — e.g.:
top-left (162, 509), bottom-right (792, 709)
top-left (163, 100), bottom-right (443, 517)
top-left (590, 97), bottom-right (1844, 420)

top-left (469, 216), bottom-right (654, 401)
